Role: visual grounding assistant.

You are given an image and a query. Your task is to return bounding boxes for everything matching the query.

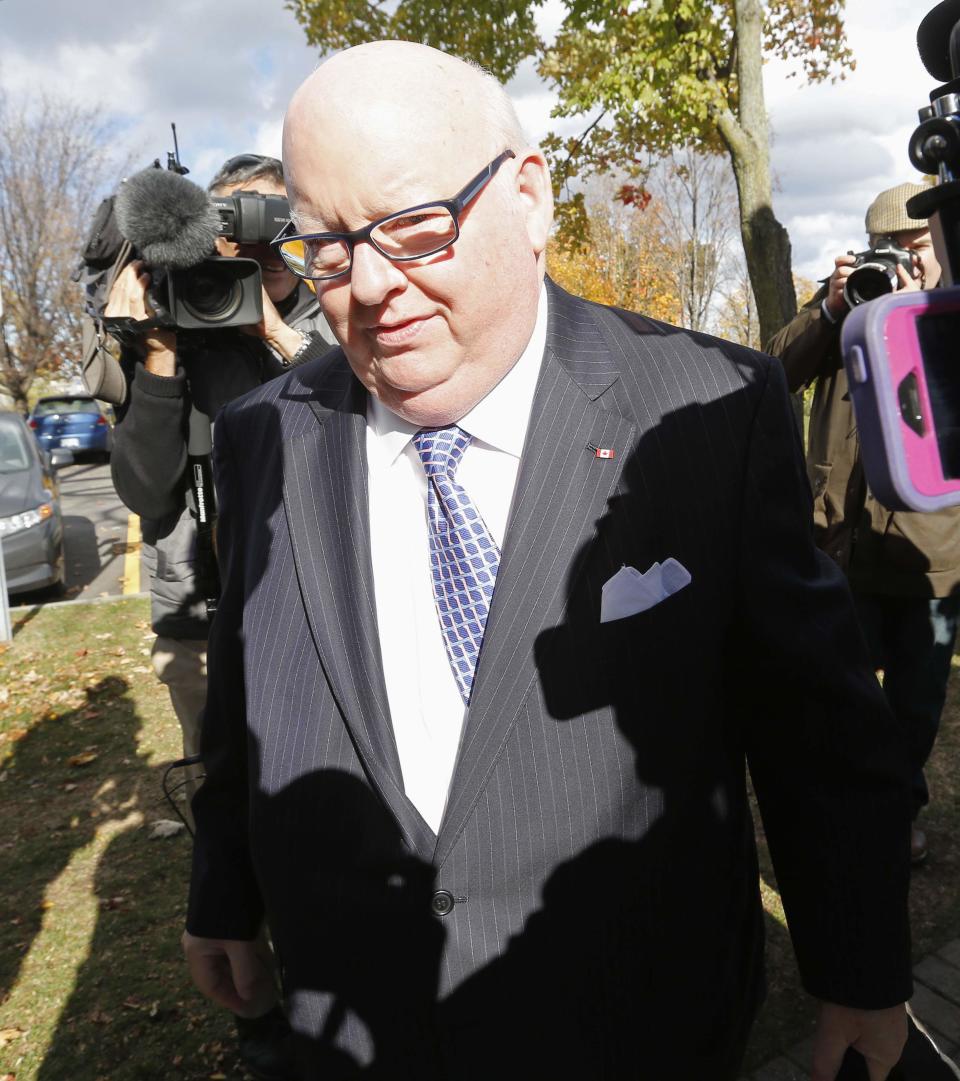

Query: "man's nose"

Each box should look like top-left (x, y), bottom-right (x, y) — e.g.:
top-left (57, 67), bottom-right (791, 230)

top-left (349, 240), bottom-right (407, 306)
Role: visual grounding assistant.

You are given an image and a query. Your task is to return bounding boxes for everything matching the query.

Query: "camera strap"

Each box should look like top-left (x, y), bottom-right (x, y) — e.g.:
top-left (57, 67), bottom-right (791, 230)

top-left (186, 405), bottom-right (221, 618)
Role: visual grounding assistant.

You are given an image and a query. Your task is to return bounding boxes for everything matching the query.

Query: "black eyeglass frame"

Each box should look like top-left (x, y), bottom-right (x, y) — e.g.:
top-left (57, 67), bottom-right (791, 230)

top-left (271, 148), bottom-right (517, 281)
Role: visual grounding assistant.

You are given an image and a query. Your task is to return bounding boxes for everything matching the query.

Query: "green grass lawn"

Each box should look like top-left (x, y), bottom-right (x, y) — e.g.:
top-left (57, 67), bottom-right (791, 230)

top-left (0, 598), bottom-right (252, 1080)
top-left (1, 597), bottom-right (958, 1078)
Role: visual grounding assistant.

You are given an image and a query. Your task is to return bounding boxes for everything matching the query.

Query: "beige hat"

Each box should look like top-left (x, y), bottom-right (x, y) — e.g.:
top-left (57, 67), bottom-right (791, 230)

top-left (865, 182), bottom-right (929, 237)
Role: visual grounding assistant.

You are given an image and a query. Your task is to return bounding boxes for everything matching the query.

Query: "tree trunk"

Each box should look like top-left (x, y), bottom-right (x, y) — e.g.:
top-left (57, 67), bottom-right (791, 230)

top-left (717, 0), bottom-right (798, 349)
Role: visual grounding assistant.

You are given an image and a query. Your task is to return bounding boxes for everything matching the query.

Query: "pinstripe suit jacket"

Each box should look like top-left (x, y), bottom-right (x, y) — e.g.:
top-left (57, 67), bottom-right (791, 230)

top-left (188, 280), bottom-right (912, 1080)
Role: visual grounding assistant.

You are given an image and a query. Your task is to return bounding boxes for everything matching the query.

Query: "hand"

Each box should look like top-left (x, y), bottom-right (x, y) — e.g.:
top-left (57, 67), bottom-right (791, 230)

top-left (825, 254), bottom-right (858, 319)
top-left (240, 288), bottom-right (306, 362)
top-left (811, 1001), bottom-right (907, 1081)
top-left (182, 930), bottom-right (280, 1018)
top-left (895, 263), bottom-right (923, 293)
top-left (104, 261), bottom-right (177, 375)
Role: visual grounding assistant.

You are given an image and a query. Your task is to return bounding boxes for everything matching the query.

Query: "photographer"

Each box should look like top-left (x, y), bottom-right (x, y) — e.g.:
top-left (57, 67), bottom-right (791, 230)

top-left (107, 153), bottom-right (334, 1080)
top-left (768, 181), bottom-right (960, 866)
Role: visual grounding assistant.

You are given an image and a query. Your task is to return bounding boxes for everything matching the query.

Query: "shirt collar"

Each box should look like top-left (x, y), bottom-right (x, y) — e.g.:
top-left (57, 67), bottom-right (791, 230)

top-left (368, 283), bottom-right (548, 466)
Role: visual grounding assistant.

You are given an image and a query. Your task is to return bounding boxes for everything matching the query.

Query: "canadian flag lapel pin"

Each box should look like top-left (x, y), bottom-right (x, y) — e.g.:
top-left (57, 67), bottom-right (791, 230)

top-left (587, 443), bottom-right (615, 460)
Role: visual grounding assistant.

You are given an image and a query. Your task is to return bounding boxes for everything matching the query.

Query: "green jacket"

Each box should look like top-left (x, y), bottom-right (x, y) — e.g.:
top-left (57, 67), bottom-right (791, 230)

top-left (767, 287), bottom-right (960, 598)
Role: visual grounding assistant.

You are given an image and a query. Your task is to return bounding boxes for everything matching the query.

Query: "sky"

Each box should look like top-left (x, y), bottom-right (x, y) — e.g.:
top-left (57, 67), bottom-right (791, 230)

top-left (0, 0), bottom-right (946, 281)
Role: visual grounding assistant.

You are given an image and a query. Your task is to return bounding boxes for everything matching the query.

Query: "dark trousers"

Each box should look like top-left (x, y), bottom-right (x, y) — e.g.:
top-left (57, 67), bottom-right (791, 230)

top-left (853, 592), bottom-right (960, 818)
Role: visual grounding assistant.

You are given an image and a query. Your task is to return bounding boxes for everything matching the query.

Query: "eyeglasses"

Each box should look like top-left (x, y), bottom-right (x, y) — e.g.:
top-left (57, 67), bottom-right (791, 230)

top-left (271, 149), bottom-right (516, 282)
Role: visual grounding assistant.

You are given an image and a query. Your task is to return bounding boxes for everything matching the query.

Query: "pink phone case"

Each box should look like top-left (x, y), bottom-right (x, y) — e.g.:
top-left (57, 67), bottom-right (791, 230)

top-left (840, 287), bottom-right (960, 512)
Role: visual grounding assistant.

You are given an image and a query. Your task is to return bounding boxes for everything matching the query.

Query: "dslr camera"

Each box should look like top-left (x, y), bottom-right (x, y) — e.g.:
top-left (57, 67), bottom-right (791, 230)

top-left (843, 240), bottom-right (919, 308)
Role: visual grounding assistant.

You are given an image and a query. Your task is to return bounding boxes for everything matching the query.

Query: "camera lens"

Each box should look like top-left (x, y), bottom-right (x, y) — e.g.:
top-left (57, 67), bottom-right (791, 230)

top-left (844, 262), bottom-right (898, 307)
top-left (179, 266), bottom-right (244, 324)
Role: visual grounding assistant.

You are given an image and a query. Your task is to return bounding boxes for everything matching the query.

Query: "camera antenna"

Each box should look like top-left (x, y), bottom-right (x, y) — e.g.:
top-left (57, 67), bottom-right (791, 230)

top-left (166, 122), bottom-right (190, 176)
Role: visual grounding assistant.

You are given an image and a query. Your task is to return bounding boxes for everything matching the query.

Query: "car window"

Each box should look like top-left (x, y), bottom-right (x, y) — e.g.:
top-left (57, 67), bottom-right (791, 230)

top-left (0, 421), bottom-right (32, 473)
top-left (32, 398), bottom-right (100, 416)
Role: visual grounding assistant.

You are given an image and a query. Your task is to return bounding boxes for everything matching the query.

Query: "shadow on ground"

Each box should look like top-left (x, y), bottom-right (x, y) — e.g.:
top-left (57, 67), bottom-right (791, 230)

top-left (0, 675), bottom-right (245, 1081)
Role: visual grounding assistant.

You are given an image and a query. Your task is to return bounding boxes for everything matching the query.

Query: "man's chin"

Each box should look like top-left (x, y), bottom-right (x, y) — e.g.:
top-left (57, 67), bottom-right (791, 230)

top-left (372, 354), bottom-right (456, 399)
top-left (374, 377), bottom-right (476, 428)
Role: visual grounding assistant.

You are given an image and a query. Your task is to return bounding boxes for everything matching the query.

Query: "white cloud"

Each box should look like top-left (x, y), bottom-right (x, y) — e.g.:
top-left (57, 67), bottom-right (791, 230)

top-left (0, 0), bottom-right (320, 186)
top-left (765, 0), bottom-right (939, 278)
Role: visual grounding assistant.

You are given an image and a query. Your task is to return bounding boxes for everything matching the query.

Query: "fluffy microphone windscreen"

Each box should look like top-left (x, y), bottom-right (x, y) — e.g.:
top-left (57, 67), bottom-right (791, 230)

top-left (918, 0), bottom-right (960, 81)
top-left (115, 168), bottom-right (221, 268)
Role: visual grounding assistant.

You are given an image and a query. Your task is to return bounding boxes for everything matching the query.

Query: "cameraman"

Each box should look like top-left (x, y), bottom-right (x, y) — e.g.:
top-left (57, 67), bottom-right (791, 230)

top-left (107, 154), bottom-right (334, 1080)
top-left (768, 182), bottom-right (960, 866)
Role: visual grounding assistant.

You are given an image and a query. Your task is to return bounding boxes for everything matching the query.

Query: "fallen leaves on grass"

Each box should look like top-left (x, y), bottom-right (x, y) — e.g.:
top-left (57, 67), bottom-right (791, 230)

top-left (67, 751), bottom-right (99, 768)
top-left (148, 819), bottom-right (186, 839)
top-left (0, 1027), bottom-right (25, 1047)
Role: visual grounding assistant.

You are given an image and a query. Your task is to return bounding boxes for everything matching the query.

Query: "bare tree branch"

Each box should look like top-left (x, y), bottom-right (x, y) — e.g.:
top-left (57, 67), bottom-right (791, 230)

top-left (0, 93), bottom-right (123, 411)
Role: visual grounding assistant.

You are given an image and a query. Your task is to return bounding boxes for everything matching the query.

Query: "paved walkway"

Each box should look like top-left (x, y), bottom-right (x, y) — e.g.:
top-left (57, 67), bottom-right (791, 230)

top-left (742, 939), bottom-right (960, 1079)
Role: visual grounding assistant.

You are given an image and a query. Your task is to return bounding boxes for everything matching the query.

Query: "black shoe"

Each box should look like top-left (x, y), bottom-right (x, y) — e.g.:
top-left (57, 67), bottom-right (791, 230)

top-left (235, 1005), bottom-right (295, 1081)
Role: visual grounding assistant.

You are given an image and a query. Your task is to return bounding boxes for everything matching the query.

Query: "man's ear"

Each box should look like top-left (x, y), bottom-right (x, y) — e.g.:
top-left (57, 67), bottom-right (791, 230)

top-left (515, 149), bottom-right (554, 256)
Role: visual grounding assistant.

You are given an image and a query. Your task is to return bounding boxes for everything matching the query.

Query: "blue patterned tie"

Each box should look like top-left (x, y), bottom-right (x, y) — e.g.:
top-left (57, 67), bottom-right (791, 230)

top-left (413, 426), bottom-right (501, 705)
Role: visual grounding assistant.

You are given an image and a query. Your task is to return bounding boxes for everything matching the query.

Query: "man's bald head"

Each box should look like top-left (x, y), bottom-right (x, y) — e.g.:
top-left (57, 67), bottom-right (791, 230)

top-left (285, 41), bottom-right (525, 212)
top-left (284, 42), bottom-right (525, 208)
top-left (280, 41), bottom-right (553, 427)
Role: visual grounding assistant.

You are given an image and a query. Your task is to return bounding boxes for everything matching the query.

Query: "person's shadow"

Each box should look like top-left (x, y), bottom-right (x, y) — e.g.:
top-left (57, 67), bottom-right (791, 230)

top-left (249, 768), bottom-right (447, 1080)
top-left (435, 386), bottom-right (771, 1081)
top-left (0, 677), bottom-right (143, 1007)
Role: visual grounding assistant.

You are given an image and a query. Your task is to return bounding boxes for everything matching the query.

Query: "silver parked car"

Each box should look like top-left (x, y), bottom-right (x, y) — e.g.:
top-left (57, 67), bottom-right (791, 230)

top-left (0, 411), bottom-right (72, 597)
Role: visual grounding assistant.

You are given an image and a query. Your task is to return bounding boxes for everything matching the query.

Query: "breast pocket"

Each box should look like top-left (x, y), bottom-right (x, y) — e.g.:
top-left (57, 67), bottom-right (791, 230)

top-left (598, 585), bottom-right (691, 658)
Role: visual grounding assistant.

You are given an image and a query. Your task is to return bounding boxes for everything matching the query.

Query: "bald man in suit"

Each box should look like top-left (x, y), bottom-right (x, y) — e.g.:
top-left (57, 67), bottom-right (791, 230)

top-left (183, 41), bottom-right (913, 1081)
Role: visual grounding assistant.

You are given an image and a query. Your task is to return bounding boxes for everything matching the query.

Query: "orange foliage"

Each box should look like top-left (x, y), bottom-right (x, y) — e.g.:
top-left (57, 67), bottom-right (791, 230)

top-left (547, 200), bottom-right (681, 325)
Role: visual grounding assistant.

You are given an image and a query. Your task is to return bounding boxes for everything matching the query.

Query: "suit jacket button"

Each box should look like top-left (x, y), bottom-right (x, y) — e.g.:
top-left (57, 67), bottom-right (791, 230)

top-left (431, 890), bottom-right (455, 917)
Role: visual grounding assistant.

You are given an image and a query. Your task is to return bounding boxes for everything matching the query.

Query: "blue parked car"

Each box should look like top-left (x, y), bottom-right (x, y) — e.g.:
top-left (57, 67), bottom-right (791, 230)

top-left (28, 394), bottom-right (114, 462)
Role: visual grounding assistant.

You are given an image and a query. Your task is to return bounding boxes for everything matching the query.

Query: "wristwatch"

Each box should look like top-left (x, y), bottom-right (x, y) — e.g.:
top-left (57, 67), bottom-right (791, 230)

top-left (274, 329), bottom-right (312, 368)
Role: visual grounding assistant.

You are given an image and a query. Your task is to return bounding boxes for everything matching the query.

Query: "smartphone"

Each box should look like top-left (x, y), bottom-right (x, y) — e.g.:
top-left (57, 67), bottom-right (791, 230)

top-left (840, 285), bottom-right (960, 512)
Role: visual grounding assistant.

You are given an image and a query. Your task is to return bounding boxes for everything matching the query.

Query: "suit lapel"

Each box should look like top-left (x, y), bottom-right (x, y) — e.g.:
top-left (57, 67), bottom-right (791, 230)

top-left (282, 370), bottom-right (437, 861)
top-left (435, 284), bottom-right (637, 866)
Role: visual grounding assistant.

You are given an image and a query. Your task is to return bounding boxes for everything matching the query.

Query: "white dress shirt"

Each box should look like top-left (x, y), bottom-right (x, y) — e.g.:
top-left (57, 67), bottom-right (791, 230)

top-left (366, 285), bottom-right (548, 832)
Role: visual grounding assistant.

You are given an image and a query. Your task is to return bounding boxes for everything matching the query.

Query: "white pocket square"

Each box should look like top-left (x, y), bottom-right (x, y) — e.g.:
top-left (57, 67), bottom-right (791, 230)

top-left (600, 559), bottom-right (692, 623)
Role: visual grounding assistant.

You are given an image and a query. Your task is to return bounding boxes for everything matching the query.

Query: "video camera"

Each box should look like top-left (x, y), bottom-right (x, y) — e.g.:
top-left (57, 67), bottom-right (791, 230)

top-left (140, 184), bottom-right (292, 332)
top-left (840, 0), bottom-right (960, 511)
top-left (78, 129), bottom-right (291, 345)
